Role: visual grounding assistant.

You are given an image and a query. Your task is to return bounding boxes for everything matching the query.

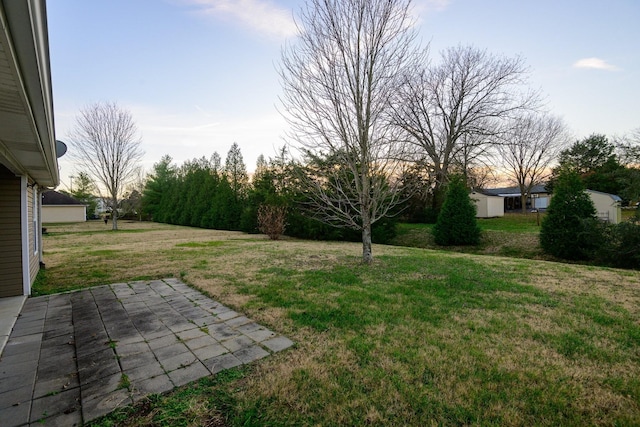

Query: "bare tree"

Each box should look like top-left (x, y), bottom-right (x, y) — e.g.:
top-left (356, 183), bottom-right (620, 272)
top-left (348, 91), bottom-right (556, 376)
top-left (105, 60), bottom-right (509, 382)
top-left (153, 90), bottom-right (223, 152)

top-left (69, 102), bottom-right (144, 230)
top-left (280, 0), bottom-right (418, 264)
top-left (498, 113), bottom-right (568, 213)
top-left (396, 45), bottom-right (539, 210)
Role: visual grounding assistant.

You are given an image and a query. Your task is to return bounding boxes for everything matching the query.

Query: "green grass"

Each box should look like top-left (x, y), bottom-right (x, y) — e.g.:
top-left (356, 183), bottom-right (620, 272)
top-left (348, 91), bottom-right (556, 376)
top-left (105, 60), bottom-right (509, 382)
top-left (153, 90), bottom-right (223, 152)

top-left (39, 221), bottom-right (640, 426)
top-left (392, 213), bottom-right (545, 259)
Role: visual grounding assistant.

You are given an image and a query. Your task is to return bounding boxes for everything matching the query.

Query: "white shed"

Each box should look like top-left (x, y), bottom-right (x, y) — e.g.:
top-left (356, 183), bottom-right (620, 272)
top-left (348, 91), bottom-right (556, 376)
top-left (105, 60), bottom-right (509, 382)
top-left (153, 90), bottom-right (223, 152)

top-left (586, 190), bottom-right (622, 224)
top-left (471, 191), bottom-right (505, 218)
top-left (42, 190), bottom-right (86, 223)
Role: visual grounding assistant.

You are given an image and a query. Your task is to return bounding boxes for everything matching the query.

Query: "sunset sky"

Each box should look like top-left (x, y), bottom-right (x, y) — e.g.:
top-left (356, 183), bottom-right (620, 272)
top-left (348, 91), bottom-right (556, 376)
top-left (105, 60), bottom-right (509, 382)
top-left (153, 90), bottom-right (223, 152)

top-left (47, 0), bottom-right (640, 189)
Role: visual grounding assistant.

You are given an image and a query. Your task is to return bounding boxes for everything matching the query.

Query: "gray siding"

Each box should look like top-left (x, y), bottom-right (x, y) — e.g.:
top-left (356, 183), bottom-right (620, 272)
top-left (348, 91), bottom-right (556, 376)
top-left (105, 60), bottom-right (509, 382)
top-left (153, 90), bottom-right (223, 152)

top-left (0, 164), bottom-right (23, 297)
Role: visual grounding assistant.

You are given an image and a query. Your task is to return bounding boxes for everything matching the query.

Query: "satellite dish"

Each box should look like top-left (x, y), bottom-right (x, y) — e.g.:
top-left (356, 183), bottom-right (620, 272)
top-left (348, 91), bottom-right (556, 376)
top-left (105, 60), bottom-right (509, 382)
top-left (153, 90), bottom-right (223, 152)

top-left (56, 140), bottom-right (67, 158)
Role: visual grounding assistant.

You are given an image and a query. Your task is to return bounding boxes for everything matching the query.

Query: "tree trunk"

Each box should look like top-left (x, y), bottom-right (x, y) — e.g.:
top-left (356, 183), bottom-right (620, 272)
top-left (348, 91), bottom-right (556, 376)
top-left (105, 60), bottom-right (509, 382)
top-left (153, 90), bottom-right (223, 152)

top-left (112, 209), bottom-right (118, 230)
top-left (362, 225), bottom-right (373, 265)
top-left (520, 193), bottom-right (528, 214)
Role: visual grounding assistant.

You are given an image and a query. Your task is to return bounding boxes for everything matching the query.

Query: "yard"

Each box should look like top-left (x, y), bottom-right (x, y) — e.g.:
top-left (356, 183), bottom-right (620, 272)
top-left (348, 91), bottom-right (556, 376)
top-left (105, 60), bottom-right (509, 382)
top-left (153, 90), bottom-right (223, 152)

top-left (37, 220), bottom-right (640, 426)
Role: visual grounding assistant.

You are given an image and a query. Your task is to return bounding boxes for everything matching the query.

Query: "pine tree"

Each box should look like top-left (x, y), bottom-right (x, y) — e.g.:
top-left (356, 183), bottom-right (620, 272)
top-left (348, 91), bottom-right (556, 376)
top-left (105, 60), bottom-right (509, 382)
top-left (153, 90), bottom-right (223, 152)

top-left (540, 169), bottom-right (601, 260)
top-left (433, 175), bottom-right (480, 246)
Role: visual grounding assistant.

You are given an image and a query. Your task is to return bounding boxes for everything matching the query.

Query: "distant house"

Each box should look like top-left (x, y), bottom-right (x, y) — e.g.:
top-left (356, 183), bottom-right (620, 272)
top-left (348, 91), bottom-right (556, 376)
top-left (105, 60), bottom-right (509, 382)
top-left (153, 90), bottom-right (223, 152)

top-left (471, 191), bottom-right (504, 218)
top-left (482, 185), bottom-right (550, 212)
top-left (42, 191), bottom-right (86, 223)
top-left (587, 190), bottom-right (622, 224)
top-left (0, 0), bottom-right (59, 297)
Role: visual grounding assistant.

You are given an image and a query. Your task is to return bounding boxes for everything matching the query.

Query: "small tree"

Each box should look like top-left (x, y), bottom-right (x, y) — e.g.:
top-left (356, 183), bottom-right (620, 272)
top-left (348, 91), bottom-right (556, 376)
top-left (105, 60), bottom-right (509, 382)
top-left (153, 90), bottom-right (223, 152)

top-left (257, 205), bottom-right (287, 240)
top-left (69, 102), bottom-right (143, 230)
top-left (70, 171), bottom-right (98, 219)
top-left (540, 169), bottom-right (601, 260)
top-left (433, 175), bottom-right (480, 246)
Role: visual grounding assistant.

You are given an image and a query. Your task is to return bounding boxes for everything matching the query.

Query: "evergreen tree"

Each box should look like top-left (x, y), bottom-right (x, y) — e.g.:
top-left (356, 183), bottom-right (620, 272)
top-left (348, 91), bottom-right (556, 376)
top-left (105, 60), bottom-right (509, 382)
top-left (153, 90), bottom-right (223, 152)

top-left (142, 155), bottom-right (175, 221)
top-left (433, 175), bottom-right (480, 246)
top-left (540, 169), bottom-right (601, 260)
top-left (70, 171), bottom-right (98, 219)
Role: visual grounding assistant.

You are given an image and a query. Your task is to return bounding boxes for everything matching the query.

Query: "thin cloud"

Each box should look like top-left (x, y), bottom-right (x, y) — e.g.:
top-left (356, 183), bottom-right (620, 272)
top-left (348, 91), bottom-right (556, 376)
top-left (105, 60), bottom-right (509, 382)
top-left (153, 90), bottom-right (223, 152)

top-left (186, 0), bottom-right (297, 40)
top-left (573, 57), bottom-right (620, 71)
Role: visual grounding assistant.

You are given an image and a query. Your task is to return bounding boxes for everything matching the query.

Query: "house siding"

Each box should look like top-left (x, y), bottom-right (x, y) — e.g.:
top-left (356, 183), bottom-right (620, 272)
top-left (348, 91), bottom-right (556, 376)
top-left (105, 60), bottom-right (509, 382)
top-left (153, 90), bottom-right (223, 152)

top-left (0, 165), bottom-right (23, 297)
top-left (28, 183), bottom-right (39, 289)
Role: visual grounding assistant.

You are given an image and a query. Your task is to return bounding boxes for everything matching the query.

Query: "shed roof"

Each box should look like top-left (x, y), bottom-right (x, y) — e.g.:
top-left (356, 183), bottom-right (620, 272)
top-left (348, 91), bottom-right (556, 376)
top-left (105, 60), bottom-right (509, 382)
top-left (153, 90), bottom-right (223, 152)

top-left (586, 189), bottom-right (622, 202)
top-left (42, 190), bottom-right (84, 206)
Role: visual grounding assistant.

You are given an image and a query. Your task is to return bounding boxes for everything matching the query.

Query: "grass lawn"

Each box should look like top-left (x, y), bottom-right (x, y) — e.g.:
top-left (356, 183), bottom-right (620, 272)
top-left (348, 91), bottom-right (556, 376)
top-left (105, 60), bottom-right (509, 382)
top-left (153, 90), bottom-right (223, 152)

top-left (391, 213), bottom-right (545, 259)
top-left (38, 220), bottom-right (640, 426)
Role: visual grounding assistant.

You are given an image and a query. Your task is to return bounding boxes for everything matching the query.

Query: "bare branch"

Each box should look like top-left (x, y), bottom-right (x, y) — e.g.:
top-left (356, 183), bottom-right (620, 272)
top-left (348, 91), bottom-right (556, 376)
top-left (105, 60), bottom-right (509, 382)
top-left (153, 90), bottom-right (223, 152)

top-left (69, 102), bottom-right (144, 230)
top-left (279, 0), bottom-right (419, 264)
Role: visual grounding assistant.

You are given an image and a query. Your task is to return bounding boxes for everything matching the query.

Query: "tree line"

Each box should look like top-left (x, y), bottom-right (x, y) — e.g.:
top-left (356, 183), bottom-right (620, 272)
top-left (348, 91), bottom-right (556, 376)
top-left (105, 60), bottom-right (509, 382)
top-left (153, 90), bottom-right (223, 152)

top-left (66, 0), bottom-right (639, 264)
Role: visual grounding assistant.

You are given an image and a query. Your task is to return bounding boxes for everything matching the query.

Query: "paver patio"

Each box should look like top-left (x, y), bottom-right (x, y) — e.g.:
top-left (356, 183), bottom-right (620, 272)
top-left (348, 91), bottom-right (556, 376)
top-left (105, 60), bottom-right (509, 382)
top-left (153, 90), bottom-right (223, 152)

top-left (0, 278), bottom-right (294, 426)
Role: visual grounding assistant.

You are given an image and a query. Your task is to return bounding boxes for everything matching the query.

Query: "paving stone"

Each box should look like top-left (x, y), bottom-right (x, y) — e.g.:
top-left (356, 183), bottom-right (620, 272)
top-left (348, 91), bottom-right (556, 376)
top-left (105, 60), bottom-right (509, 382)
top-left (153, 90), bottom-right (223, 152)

top-left (0, 358), bottom-right (39, 382)
top-left (176, 328), bottom-right (208, 342)
top-left (0, 369), bottom-right (36, 394)
top-left (152, 342), bottom-right (189, 360)
top-left (261, 336), bottom-right (295, 353)
top-left (1, 333), bottom-right (42, 357)
top-left (165, 321), bottom-right (196, 334)
top-left (146, 334), bottom-right (180, 350)
top-left (1, 279), bottom-right (294, 426)
top-left (77, 349), bottom-right (120, 386)
top-left (216, 310), bottom-right (239, 321)
top-left (36, 407), bottom-right (82, 426)
top-left (119, 351), bottom-right (157, 371)
top-left (116, 341), bottom-right (151, 357)
top-left (209, 323), bottom-right (239, 340)
top-left (0, 348), bottom-right (39, 365)
top-left (131, 374), bottom-right (174, 400)
top-left (167, 361), bottom-right (210, 387)
top-left (35, 356), bottom-right (76, 382)
top-left (184, 335), bottom-right (218, 351)
top-left (30, 387), bottom-right (81, 423)
top-left (225, 316), bottom-right (252, 328)
top-left (242, 328), bottom-right (277, 343)
top-left (233, 345), bottom-right (270, 364)
top-left (192, 343), bottom-right (228, 361)
top-left (221, 335), bottom-right (254, 353)
top-left (203, 353), bottom-right (242, 374)
top-left (82, 387), bottom-right (131, 423)
top-left (0, 401), bottom-right (30, 427)
top-left (125, 361), bottom-right (165, 382)
top-left (0, 384), bottom-right (32, 409)
top-left (82, 372), bottom-right (124, 399)
top-left (33, 372), bottom-right (79, 399)
top-left (159, 351), bottom-right (197, 372)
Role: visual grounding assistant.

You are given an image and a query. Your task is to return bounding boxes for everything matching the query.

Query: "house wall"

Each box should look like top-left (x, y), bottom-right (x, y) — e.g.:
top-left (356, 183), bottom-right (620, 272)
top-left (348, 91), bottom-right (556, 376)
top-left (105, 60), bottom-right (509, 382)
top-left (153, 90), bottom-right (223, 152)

top-left (0, 165), bottom-right (23, 297)
top-left (42, 205), bottom-right (86, 223)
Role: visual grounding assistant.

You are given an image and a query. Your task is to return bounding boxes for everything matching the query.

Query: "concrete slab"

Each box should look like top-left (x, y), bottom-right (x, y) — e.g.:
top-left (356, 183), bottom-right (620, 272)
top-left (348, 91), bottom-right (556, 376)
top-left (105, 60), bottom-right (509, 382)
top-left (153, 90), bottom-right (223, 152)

top-left (0, 278), bottom-right (294, 426)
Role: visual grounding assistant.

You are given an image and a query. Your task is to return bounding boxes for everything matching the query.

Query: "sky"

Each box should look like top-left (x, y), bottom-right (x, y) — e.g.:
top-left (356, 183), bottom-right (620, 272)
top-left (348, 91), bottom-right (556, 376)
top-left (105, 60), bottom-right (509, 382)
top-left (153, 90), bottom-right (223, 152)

top-left (47, 0), bottom-right (640, 190)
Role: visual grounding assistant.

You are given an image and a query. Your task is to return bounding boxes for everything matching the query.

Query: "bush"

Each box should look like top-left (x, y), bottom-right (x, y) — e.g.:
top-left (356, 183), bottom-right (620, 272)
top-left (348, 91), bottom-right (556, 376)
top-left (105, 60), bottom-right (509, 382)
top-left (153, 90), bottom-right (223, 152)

top-left (433, 175), bottom-right (480, 246)
top-left (598, 221), bottom-right (640, 269)
top-left (257, 205), bottom-right (287, 240)
top-left (540, 170), bottom-right (603, 260)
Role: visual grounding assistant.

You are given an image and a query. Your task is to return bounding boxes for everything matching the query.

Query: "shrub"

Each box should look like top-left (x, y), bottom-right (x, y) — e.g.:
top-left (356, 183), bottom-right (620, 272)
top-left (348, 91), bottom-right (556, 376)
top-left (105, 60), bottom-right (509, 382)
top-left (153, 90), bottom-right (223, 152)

top-left (540, 170), bottom-right (603, 260)
top-left (433, 175), bottom-right (480, 246)
top-left (257, 205), bottom-right (287, 240)
top-left (598, 221), bottom-right (640, 269)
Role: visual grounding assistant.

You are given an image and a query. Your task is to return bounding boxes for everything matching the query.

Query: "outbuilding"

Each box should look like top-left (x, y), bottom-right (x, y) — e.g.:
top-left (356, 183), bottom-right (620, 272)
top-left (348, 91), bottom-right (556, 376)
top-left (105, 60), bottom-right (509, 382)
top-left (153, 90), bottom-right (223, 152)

top-left (471, 191), bottom-right (505, 218)
top-left (587, 189), bottom-right (622, 224)
top-left (42, 190), bottom-right (86, 223)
